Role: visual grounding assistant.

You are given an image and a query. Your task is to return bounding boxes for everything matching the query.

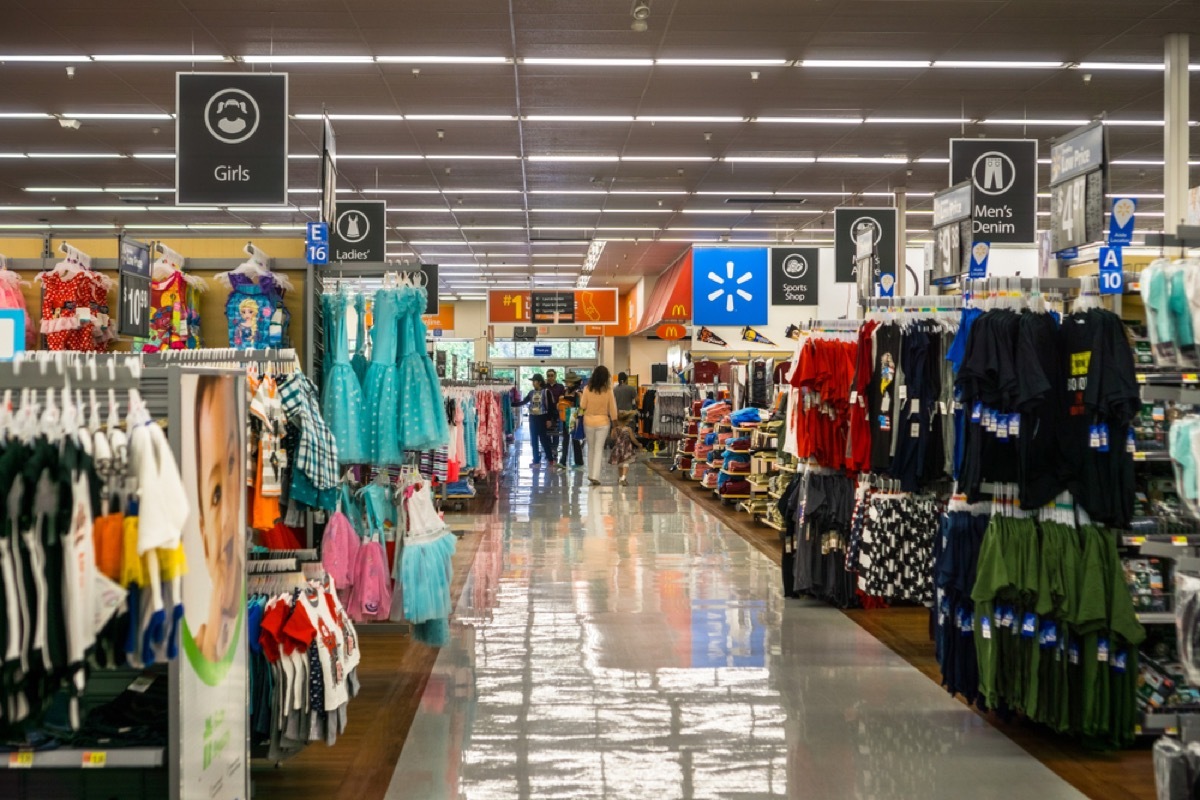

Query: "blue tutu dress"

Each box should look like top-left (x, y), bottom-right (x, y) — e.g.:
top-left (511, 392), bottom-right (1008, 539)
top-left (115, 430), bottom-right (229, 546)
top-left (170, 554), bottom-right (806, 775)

top-left (321, 291), bottom-right (368, 464)
top-left (396, 287), bottom-right (450, 452)
top-left (363, 288), bottom-right (403, 465)
top-left (351, 293), bottom-right (370, 386)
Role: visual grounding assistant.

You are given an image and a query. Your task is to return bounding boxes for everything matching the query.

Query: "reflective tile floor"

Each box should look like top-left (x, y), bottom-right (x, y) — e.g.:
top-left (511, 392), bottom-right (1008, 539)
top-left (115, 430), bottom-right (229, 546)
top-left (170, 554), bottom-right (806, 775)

top-left (388, 441), bottom-right (1087, 800)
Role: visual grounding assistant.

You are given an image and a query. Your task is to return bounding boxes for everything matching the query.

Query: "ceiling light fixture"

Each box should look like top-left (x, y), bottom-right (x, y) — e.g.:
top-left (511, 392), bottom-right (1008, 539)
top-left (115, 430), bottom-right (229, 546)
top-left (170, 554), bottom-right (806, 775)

top-left (932, 60), bottom-right (1064, 69)
top-left (376, 56), bottom-right (509, 64)
top-left (802, 59), bottom-right (931, 68)
top-left (65, 112), bottom-right (174, 120)
top-left (866, 117), bottom-right (971, 124)
top-left (635, 115), bottom-right (745, 123)
top-left (723, 156), bottom-right (815, 163)
top-left (522, 57), bottom-right (653, 66)
top-left (528, 155), bottom-right (619, 162)
top-left (92, 54), bottom-right (228, 62)
top-left (630, 1), bottom-right (651, 32)
top-left (656, 58), bottom-right (788, 66)
top-left (982, 118), bottom-right (1090, 126)
top-left (241, 55), bottom-right (373, 64)
top-left (525, 115), bottom-right (635, 122)
top-left (0, 54), bottom-right (90, 62)
top-left (754, 116), bottom-right (864, 124)
top-left (405, 114), bottom-right (516, 121)
top-left (0, 112), bottom-right (52, 119)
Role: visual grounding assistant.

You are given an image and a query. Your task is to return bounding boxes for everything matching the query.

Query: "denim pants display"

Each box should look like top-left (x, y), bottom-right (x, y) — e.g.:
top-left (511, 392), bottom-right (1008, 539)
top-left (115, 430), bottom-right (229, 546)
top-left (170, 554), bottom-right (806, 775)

top-left (585, 423), bottom-right (610, 481)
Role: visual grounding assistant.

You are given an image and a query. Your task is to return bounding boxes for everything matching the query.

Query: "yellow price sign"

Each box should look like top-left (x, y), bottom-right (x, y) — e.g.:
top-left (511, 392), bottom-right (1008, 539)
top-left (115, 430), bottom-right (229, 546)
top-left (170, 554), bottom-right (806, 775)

top-left (81, 751), bottom-right (107, 768)
top-left (1130, 537), bottom-right (1146, 546)
top-left (1133, 452), bottom-right (1147, 462)
top-left (1136, 374), bottom-right (1147, 384)
top-left (8, 751), bottom-right (33, 768)
top-left (1186, 374), bottom-right (1200, 383)
top-left (1174, 536), bottom-right (1190, 546)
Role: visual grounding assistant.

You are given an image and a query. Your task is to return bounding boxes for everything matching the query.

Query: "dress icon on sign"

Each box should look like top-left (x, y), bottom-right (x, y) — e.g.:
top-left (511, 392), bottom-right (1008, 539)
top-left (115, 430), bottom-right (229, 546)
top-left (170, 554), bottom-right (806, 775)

top-left (346, 215), bottom-right (360, 239)
top-left (338, 210), bottom-right (369, 244)
top-left (706, 260), bottom-right (755, 313)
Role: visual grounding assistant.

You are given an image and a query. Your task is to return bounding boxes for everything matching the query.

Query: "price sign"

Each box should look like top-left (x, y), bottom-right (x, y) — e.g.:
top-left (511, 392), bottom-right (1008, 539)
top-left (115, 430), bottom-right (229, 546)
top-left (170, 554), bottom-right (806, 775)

top-left (1098, 246), bottom-right (1124, 294)
top-left (1051, 175), bottom-right (1087, 252)
top-left (1049, 121), bottom-right (1107, 252)
top-left (8, 751), bottom-right (33, 768)
top-left (81, 751), bottom-right (108, 768)
top-left (117, 238), bottom-right (151, 338)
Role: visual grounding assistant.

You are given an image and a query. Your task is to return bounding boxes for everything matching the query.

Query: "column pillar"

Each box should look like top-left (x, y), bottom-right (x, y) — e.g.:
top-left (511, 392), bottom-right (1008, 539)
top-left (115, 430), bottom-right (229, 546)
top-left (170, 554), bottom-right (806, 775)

top-left (895, 187), bottom-right (908, 295)
top-left (1164, 33), bottom-right (1190, 235)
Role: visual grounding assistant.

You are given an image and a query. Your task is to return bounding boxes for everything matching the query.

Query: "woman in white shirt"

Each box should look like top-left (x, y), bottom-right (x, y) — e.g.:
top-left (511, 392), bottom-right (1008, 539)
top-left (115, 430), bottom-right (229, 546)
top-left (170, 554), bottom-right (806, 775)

top-left (578, 365), bottom-right (619, 485)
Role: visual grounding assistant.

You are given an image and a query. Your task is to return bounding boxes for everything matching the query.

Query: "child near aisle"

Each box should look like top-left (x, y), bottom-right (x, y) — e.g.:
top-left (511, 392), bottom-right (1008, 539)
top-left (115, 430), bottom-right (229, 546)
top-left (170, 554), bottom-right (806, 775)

top-left (609, 410), bottom-right (643, 487)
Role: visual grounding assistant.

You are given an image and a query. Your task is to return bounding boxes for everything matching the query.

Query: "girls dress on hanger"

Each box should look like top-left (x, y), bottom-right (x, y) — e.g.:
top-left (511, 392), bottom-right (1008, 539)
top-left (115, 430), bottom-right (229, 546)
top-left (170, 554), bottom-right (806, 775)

top-left (134, 266), bottom-right (205, 352)
top-left (0, 267), bottom-right (34, 348)
top-left (396, 286), bottom-right (450, 452)
top-left (351, 293), bottom-right (370, 386)
top-left (399, 480), bottom-right (456, 645)
top-left (363, 288), bottom-right (402, 465)
top-left (320, 291), bottom-right (368, 465)
top-left (40, 265), bottom-right (113, 352)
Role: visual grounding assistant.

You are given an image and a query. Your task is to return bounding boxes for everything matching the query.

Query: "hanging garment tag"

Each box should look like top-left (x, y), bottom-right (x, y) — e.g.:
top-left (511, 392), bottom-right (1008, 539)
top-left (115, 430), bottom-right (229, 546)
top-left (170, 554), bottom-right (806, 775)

top-left (898, 385), bottom-right (908, 404)
top-left (939, 401), bottom-right (948, 416)
top-left (1089, 425), bottom-right (1102, 449)
top-left (1097, 636), bottom-right (1110, 663)
top-left (1000, 606), bottom-right (1015, 629)
top-left (961, 611), bottom-right (973, 635)
top-left (878, 413), bottom-right (892, 433)
top-left (1112, 649), bottom-right (1127, 673)
top-left (1039, 620), bottom-right (1058, 649)
top-left (881, 393), bottom-right (891, 413)
top-left (1008, 415), bottom-right (1021, 438)
top-left (910, 422), bottom-right (921, 438)
top-left (971, 402), bottom-right (983, 423)
top-left (1069, 641), bottom-right (1081, 665)
top-left (1021, 612), bottom-right (1038, 638)
top-left (849, 390), bottom-right (859, 406)
top-left (1097, 423), bottom-right (1110, 453)
top-left (980, 614), bottom-right (992, 640)
top-left (909, 398), bottom-right (920, 416)
top-left (1127, 427), bottom-right (1137, 454)
top-left (996, 415), bottom-right (1009, 440)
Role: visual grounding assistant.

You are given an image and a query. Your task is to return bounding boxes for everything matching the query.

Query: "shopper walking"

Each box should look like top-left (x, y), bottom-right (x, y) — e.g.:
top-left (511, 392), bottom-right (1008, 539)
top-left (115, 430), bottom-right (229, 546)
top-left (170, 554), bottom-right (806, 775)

top-left (545, 369), bottom-right (565, 461)
top-left (614, 372), bottom-right (636, 414)
top-left (513, 374), bottom-right (557, 468)
top-left (579, 365), bottom-right (618, 485)
top-left (558, 371), bottom-right (585, 469)
top-left (609, 410), bottom-right (643, 486)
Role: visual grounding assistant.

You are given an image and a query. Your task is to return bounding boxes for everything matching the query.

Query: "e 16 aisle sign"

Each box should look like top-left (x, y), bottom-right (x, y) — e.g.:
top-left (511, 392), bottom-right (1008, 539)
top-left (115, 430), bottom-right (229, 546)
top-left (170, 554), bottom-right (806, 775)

top-left (177, 73), bottom-right (288, 205)
top-left (950, 139), bottom-right (1038, 244)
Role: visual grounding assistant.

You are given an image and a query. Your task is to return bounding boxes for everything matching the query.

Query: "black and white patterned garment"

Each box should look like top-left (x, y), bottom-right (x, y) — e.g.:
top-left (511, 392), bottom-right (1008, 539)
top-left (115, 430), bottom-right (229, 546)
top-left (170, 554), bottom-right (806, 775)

top-left (854, 493), bottom-right (941, 604)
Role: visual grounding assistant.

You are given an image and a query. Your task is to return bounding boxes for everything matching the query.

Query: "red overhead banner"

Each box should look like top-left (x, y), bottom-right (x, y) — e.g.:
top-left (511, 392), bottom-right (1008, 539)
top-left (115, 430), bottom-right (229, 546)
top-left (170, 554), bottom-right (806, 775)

top-left (635, 249), bottom-right (692, 334)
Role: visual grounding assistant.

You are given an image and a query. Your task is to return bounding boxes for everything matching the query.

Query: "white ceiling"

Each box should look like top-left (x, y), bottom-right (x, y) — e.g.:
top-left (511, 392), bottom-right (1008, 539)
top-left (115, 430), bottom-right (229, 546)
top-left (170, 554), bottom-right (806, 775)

top-left (0, 0), bottom-right (1198, 297)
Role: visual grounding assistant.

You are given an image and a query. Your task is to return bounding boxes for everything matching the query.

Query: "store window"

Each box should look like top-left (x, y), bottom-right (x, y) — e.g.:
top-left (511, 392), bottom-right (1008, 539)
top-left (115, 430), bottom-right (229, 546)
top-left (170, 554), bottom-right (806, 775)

top-left (433, 340), bottom-right (474, 381)
top-left (487, 338), bottom-right (597, 362)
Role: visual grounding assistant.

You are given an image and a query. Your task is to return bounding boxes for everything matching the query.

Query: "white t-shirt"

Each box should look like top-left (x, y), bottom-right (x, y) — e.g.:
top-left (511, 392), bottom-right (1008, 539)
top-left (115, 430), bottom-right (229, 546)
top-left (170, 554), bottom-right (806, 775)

top-left (131, 422), bottom-right (189, 554)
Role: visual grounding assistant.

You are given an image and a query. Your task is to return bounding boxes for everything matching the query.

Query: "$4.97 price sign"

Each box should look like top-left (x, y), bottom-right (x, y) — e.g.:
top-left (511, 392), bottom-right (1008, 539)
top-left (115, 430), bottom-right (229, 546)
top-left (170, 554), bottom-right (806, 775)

top-left (1051, 175), bottom-right (1087, 252)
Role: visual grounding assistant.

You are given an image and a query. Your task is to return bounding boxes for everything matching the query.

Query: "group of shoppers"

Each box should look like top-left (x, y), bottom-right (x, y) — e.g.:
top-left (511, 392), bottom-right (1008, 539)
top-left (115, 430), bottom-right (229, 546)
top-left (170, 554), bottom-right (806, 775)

top-left (515, 367), bottom-right (641, 486)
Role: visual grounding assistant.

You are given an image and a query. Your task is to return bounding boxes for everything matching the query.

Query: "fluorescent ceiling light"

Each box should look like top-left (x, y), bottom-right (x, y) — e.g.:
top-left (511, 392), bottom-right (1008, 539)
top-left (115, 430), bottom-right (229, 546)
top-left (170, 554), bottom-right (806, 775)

top-left (723, 156), bottom-right (815, 163)
top-left (336, 154), bottom-right (422, 160)
top-left (522, 58), bottom-right (653, 66)
top-left (621, 155), bottom-right (714, 162)
top-left (365, 189), bottom-right (440, 194)
top-left (608, 190), bottom-right (688, 195)
top-left (655, 58), bottom-right (788, 66)
top-left (155, 205), bottom-right (218, 212)
top-left (528, 189), bottom-right (603, 195)
top-left (93, 54), bottom-right (228, 62)
top-left (1075, 62), bottom-right (1164, 71)
top-left (933, 60), bottom-right (1063, 69)
top-left (982, 118), bottom-right (1090, 126)
top-left (0, 55), bottom-right (90, 62)
top-left (528, 155), bottom-right (618, 162)
top-left (27, 152), bottom-right (123, 158)
top-left (525, 115), bottom-right (634, 122)
top-left (0, 112), bottom-right (52, 119)
top-left (227, 206), bottom-right (312, 213)
top-left (424, 154), bottom-right (518, 160)
top-left (293, 113), bottom-right (404, 121)
top-left (530, 208), bottom-right (600, 214)
top-left (25, 186), bottom-right (104, 192)
top-left (755, 116), bottom-right (863, 124)
top-left (0, 205), bottom-right (69, 211)
top-left (594, 226), bottom-right (659, 231)
top-left (241, 55), bottom-right (372, 64)
top-left (750, 208), bottom-right (821, 214)
top-left (66, 112), bottom-right (174, 120)
top-left (76, 205), bottom-right (145, 211)
top-left (461, 225), bottom-right (525, 230)
top-left (49, 224), bottom-right (116, 230)
top-left (1102, 119), bottom-right (1167, 127)
top-left (377, 56), bottom-right (508, 64)
top-left (394, 226), bottom-right (460, 230)
top-left (680, 209), bottom-right (746, 215)
top-left (802, 59), bottom-right (930, 68)
top-left (188, 223), bottom-right (253, 229)
top-left (866, 117), bottom-right (970, 124)
top-left (818, 156), bottom-right (909, 164)
top-left (387, 207), bottom-right (452, 213)
top-left (532, 240), bottom-right (590, 245)
top-left (917, 157), bottom-right (951, 163)
top-left (601, 208), bottom-right (674, 213)
top-left (406, 114), bottom-right (516, 121)
top-left (286, 154), bottom-right (319, 159)
top-left (134, 153), bottom-right (175, 159)
top-left (260, 224), bottom-right (308, 230)
top-left (123, 224), bottom-right (199, 230)
top-left (636, 115), bottom-right (745, 123)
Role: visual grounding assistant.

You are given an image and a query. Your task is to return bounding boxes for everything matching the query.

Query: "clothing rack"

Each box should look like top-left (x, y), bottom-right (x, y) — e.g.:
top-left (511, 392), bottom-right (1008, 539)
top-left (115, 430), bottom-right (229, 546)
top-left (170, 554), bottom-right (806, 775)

top-left (863, 295), bottom-right (965, 312)
top-left (143, 347), bottom-right (299, 366)
top-left (0, 354), bottom-right (143, 390)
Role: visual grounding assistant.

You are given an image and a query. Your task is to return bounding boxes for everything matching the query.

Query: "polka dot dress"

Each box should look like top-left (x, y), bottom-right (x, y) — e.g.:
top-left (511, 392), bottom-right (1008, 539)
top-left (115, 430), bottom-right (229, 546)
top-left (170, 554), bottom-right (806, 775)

top-left (320, 292), bottom-right (368, 464)
top-left (363, 288), bottom-right (402, 465)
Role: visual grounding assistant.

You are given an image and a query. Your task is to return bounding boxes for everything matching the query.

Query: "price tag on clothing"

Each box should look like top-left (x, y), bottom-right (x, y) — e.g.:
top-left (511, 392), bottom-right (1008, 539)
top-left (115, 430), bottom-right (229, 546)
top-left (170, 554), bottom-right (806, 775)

top-left (1000, 606), bottom-right (1015, 629)
top-left (1039, 620), bottom-right (1058, 648)
top-left (849, 390), bottom-right (859, 406)
top-left (909, 399), bottom-right (920, 416)
top-left (980, 615), bottom-right (992, 639)
top-left (81, 751), bottom-right (107, 768)
top-left (910, 422), bottom-right (921, 438)
top-left (1008, 415), bottom-right (1020, 438)
top-left (938, 401), bottom-right (948, 416)
top-left (1127, 428), bottom-right (1136, 454)
top-left (8, 751), bottom-right (33, 768)
top-left (898, 385), bottom-right (908, 404)
top-left (971, 402), bottom-right (983, 423)
top-left (1069, 642), bottom-right (1081, 665)
top-left (1112, 650), bottom-right (1128, 673)
top-left (1097, 423), bottom-right (1110, 453)
top-left (1021, 612), bottom-right (1038, 638)
top-left (1089, 425), bottom-right (1102, 450)
top-left (1097, 637), bottom-right (1109, 663)
top-left (880, 393), bottom-right (891, 413)
top-left (996, 415), bottom-right (1009, 440)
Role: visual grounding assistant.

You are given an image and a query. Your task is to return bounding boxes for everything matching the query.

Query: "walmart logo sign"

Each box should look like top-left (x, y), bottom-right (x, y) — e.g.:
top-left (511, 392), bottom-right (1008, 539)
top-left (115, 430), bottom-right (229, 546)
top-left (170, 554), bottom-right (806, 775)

top-left (692, 247), bottom-right (769, 327)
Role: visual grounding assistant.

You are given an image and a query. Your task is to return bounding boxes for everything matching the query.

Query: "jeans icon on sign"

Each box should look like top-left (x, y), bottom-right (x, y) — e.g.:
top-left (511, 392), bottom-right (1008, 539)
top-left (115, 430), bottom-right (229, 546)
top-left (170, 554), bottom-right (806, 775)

top-left (983, 157), bottom-right (1003, 191)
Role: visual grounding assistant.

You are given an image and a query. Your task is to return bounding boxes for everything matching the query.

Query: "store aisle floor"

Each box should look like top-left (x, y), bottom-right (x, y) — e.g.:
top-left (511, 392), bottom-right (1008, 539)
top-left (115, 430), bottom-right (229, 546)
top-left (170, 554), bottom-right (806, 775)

top-left (387, 447), bottom-right (1088, 800)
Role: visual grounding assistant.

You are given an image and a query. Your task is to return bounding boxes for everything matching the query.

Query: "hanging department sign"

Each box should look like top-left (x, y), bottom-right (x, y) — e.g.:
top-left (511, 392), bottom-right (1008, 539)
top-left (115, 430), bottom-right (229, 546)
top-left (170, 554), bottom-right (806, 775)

top-left (176, 73), bottom-right (288, 206)
top-left (691, 247), bottom-right (769, 326)
top-left (950, 139), bottom-right (1038, 244)
top-left (834, 208), bottom-right (896, 284)
top-left (770, 247), bottom-right (819, 306)
top-left (531, 291), bottom-right (575, 324)
top-left (330, 200), bottom-right (386, 262)
top-left (117, 237), bottom-right (151, 338)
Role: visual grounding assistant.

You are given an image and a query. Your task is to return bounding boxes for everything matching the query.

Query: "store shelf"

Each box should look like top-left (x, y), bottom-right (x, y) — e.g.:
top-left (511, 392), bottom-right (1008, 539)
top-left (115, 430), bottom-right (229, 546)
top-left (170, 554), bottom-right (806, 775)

top-left (760, 517), bottom-right (786, 532)
top-left (1136, 612), bottom-right (1176, 625)
top-left (1137, 372), bottom-right (1200, 386)
top-left (1122, 534), bottom-right (1200, 547)
top-left (1132, 450), bottom-right (1171, 462)
top-left (0, 747), bottom-right (165, 770)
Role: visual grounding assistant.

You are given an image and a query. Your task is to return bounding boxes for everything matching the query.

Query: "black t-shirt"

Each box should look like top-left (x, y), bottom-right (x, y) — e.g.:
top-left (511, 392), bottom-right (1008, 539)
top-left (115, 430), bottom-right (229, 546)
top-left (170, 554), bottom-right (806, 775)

top-left (869, 324), bottom-right (903, 471)
top-left (1016, 311), bottom-right (1066, 509)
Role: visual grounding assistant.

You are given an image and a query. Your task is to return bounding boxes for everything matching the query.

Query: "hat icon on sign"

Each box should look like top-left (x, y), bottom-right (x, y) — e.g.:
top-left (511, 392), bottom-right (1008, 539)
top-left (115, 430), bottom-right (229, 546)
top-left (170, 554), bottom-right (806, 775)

top-left (204, 88), bottom-right (261, 145)
top-left (337, 209), bottom-right (370, 243)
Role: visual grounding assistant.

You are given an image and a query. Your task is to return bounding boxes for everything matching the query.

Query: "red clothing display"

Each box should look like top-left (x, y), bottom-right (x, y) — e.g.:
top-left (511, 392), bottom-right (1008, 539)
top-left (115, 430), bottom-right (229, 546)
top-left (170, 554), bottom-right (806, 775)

top-left (789, 336), bottom-right (858, 471)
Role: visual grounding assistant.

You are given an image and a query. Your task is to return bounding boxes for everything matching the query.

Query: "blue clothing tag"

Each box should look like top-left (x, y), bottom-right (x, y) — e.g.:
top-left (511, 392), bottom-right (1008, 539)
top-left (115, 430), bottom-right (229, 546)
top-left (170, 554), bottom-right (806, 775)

top-left (996, 414), bottom-right (1009, 440)
top-left (1039, 620), bottom-right (1058, 649)
top-left (1069, 641), bottom-right (1081, 665)
top-left (980, 615), bottom-right (992, 640)
top-left (1098, 423), bottom-right (1110, 453)
top-left (1098, 637), bottom-right (1109, 663)
top-left (1112, 649), bottom-right (1127, 673)
top-left (1127, 427), bottom-right (1137, 454)
top-left (961, 611), bottom-right (973, 635)
top-left (971, 402), bottom-right (983, 423)
top-left (1000, 606), bottom-right (1015, 629)
top-left (1021, 612), bottom-right (1037, 638)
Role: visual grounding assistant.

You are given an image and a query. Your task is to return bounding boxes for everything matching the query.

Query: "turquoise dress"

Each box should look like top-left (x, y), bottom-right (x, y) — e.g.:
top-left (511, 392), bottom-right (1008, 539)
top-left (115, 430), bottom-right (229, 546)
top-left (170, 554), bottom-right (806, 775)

top-left (397, 286), bottom-right (450, 452)
top-left (363, 288), bottom-right (402, 465)
top-left (350, 293), bottom-right (370, 385)
top-left (321, 291), bottom-right (368, 464)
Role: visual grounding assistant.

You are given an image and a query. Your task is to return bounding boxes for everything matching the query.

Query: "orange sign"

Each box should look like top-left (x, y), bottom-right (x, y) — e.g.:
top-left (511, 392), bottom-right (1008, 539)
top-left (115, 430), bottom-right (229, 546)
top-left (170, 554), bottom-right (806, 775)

top-left (422, 303), bottom-right (456, 331)
top-left (584, 325), bottom-right (605, 336)
top-left (656, 323), bottom-right (687, 340)
top-left (487, 288), bottom-right (619, 325)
